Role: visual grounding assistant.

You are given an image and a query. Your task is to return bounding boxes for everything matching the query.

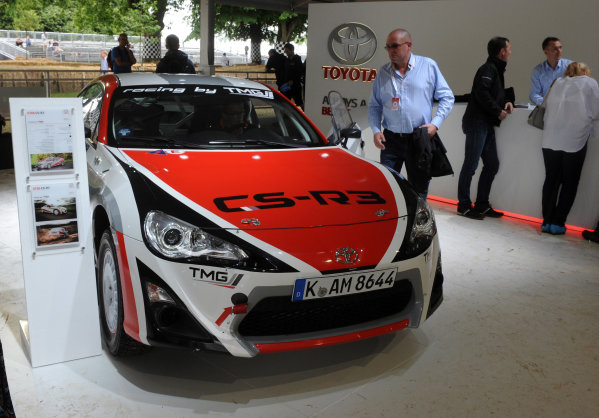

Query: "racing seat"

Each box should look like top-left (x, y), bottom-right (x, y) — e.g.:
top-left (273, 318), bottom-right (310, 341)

top-left (114, 101), bottom-right (164, 137)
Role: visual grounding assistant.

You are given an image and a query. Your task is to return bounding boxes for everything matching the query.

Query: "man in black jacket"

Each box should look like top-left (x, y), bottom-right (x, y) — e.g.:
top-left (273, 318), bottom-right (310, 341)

top-left (156, 34), bottom-right (196, 74)
top-left (457, 36), bottom-right (514, 220)
top-left (282, 43), bottom-right (304, 108)
top-left (265, 48), bottom-right (285, 90)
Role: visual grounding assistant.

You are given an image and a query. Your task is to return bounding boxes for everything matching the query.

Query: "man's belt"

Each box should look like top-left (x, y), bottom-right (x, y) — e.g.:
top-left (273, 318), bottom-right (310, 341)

top-left (384, 129), bottom-right (413, 139)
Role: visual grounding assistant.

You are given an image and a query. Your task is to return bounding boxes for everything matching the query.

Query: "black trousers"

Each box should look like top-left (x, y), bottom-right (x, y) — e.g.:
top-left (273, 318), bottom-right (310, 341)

top-left (380, 130), bottom-right (429, 197)
top-left (541, 145), bottom-right (587, 226)
top-left (283, 82), bottom-right (303, 107)
top-left (0, 338), bottom-right (15, 417)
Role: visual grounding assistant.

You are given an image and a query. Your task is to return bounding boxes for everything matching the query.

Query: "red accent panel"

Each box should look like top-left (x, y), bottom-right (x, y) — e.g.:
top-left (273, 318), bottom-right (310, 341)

top-left (115, 231), bottom-right (141, 342)
top-left (428, 195), bottom-right (587, 232)
top-left (215, 307), bottom-right (233, 326)
top-left (254, 319), bottom-right (410, 354)
top-left (97, 75), bottom-right (119, 145)
top-left (123, 148), bottom-right (401, 271)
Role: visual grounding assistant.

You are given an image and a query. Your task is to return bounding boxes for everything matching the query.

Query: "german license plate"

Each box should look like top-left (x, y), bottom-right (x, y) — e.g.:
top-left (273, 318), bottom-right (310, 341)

top-left (292, 268), bottom-right (396, 301)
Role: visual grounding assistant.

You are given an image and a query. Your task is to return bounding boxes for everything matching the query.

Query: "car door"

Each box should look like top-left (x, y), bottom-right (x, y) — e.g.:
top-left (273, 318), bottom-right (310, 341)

top-left (80, 82), bottom-right (112, 192)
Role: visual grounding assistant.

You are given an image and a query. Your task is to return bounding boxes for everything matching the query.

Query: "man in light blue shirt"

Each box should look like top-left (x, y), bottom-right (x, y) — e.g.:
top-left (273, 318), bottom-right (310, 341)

top-left (369, 28), bottom-right (454, 197)
top-left (529, 37), bottom-right (572, 105)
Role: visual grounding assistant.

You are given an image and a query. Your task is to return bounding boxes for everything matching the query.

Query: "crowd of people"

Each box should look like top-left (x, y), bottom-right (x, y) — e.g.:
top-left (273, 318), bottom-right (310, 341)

top-left (368, 29), bottom-right (599, 242)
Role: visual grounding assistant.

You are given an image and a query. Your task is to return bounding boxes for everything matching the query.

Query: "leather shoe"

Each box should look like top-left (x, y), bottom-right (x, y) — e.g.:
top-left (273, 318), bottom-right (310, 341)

top-left (475, 204), bottom-right (504, 218)
top-left (457, 207), bottom-right (485, 220)
top-left (582, 229), bottom-right (599, 243)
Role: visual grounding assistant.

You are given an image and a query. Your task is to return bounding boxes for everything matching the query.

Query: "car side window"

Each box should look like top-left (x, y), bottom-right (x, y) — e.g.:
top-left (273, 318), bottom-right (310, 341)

top-left (80, 83), bottom-right (104, 145)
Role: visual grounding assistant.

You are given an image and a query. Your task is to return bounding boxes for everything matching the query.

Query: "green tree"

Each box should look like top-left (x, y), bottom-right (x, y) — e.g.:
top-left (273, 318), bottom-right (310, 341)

top-left (39, 4), bottom-right (76, 32)
top-left (0, 1), bottom-right (15, 29)
top-left (72, 0), bottom-right (161, 36)
top-left (13, 9), bottom-right (40, 31)
top-left (188, 4), bottom-right (307, 64)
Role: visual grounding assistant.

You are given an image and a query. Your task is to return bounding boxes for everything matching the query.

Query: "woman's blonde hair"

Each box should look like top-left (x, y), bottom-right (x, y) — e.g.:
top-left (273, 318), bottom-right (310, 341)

top-left (564, 62), bottom-right (591, 77)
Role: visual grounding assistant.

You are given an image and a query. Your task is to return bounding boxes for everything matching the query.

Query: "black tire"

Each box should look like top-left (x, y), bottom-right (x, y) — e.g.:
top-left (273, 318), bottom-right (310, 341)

top-left (53, 209), bottom-right (59, 215)
top-left (97, 229), bottom-right (147, 356)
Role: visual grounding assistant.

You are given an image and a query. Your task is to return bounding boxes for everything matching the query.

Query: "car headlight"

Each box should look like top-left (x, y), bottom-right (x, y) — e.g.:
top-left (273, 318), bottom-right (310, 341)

top-left (144, 211), bottom-right (248, 262)
top-left (395, 196), bottom-right (436, 261)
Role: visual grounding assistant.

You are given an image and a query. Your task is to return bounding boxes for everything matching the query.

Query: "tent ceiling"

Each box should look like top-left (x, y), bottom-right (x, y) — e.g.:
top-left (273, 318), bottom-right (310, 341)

top-left (216, 0), bottom-right (395, 14)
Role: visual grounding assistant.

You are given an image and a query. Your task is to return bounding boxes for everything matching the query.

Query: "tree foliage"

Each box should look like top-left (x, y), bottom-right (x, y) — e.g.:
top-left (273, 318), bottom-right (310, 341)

top-left (187, 3), bottom-right (307, 63)
top-left (0, 0), bottom-right (169, 36)
top-left (72, 0), bottom-right (161, 36)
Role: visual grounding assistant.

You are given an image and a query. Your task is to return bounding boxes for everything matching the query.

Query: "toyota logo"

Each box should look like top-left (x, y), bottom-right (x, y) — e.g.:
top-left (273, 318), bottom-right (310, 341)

top-left (328, 22), bottom-right (377, 66)
top-left (335, 248), bottom-right (359, 264)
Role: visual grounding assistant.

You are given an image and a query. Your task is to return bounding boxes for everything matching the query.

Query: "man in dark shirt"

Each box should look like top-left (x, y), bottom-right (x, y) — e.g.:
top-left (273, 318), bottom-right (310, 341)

top-left (282, 43), bottom-right (304, 108)
top-left (156, 34), bottom-right (195, 74)
top-left (457, 36), bottom-right (514, 219)
top-left (265, 48), bottom-right (285, 90)
top-left (111, 33), bottom-right (137, 74)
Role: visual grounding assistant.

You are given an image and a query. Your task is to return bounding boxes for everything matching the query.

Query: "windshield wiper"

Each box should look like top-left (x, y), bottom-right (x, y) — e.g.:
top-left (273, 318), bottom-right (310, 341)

top-left (209, 139), bottom-right (305, 148)
top-left (116, 135), bottom-right (210, 149)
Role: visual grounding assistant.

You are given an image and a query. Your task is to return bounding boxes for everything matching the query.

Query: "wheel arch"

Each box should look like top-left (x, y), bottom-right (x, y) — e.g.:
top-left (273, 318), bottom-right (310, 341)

top-left (93, 205), bottom-right (110, 255)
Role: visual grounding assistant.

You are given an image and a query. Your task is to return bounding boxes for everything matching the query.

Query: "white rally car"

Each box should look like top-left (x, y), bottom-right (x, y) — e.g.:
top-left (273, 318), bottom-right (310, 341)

top-left (80, 73), bottom-right (443, 357)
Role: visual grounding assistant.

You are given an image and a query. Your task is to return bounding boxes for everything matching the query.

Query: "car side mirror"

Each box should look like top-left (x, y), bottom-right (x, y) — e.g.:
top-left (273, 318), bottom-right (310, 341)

top-left (339, 127), bottom-right (361, 139)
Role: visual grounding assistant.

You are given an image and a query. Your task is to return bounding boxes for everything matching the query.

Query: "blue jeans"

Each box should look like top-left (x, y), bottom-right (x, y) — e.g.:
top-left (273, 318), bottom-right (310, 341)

top-left (457, 119), bottom-right (499, 210)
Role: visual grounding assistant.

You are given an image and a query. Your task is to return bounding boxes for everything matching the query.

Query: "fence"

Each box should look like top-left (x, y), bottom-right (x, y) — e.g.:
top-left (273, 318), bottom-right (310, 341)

top-left (0, 68), bottom-right (277, 96)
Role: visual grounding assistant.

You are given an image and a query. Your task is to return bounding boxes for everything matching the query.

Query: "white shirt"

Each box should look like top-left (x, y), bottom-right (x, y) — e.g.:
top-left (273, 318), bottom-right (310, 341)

top-left (542, 76), bottom-right (599, 152)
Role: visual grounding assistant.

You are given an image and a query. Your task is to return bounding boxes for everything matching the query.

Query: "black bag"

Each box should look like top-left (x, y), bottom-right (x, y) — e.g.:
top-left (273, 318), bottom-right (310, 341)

top-left (430, 134), bottom-right (453, 177)
top-left (106, 48), bottom-right (113, 70)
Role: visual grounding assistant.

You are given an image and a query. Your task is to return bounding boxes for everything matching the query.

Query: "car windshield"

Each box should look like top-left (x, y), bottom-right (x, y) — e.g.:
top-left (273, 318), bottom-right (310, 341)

top-left (109, 84), bottom-right (326, 149)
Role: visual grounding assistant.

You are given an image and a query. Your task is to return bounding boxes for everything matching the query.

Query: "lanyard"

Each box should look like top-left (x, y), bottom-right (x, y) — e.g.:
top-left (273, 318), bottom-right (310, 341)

top-left (390, 67), bottom-right (402, 97)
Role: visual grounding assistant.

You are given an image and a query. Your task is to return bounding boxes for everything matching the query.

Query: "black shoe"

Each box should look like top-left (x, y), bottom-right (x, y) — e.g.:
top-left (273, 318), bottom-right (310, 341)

top-left (475, 204), bottom-right (504, 218)
top-left (582, 229), bottom-right (599, 243)
top-left (457, 207), bottom-right (485, 220)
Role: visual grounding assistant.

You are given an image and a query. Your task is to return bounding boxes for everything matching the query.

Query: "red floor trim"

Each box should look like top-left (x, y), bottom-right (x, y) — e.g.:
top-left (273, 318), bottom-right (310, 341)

top-left (428, 195), bottom-right (587, 232)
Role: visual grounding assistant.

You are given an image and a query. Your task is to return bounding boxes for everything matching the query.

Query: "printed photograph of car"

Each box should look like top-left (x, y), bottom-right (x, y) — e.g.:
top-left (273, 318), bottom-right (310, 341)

top-left (80, 73), bottom-right (444, 358)
top-left (41, 204), bottom-right (68, 215)
top-left (35, 156), bottom-right (65, 170)
top-left (48, 227), bottom-right (69, 238)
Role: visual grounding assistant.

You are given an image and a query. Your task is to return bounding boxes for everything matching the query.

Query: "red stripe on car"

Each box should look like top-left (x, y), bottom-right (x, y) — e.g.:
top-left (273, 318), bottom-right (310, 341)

top-left (254, 319), bottom-right (410, 353)
top-left (115, 231), bottom-right (141, 342)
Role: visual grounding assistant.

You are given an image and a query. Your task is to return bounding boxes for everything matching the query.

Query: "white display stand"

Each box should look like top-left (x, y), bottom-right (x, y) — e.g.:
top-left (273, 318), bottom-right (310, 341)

top-left (9, 98), bottom-right (101, 367)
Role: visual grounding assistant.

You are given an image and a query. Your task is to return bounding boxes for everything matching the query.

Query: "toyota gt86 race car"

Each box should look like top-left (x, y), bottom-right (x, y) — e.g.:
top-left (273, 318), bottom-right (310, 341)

top-left (41, 204), bottom-right (68, 215)
top-left (36, 156), bottom-right (65, 170)
top-left (80, 73), bottom-right (444, 358)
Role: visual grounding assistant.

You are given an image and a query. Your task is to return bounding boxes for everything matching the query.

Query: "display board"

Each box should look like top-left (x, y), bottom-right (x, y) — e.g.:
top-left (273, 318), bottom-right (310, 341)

top-left (9, 98), bottom-right (101, 368)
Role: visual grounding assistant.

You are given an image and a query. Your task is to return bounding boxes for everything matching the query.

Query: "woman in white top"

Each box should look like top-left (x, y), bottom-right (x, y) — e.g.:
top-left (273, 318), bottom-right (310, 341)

top-left (541, 62), bottom-right (599, 234)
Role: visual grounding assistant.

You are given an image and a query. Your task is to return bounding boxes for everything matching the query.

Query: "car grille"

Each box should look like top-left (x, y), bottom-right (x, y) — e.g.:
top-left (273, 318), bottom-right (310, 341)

top-left (238, 279), bottom-right (413, 337)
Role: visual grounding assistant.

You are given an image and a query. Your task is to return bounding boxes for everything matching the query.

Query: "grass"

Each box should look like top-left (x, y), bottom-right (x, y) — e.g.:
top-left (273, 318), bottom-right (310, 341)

top-left (51, 91), bottom-right (79, 98)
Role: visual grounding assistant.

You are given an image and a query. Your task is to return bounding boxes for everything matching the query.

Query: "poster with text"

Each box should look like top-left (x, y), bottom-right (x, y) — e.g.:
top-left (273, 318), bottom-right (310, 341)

top-left (25, 108), bottom-right (75, 174)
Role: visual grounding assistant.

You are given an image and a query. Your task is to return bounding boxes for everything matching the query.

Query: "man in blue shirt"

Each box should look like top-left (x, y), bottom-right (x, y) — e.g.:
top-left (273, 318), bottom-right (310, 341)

top-left (111, 33), bottom-right (137, 74)
top-left (368, 28), bottom-right (454, 198)
top-left (529, 37), bottom-right (572, 106)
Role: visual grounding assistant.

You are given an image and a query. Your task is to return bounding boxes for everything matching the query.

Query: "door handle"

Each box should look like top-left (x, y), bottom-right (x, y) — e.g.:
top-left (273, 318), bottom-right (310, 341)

top-left (94, 156), bottom-right (102, 165)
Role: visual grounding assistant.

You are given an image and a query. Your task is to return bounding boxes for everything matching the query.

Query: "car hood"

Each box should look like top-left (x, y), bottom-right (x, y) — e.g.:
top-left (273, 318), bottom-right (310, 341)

top-left (119, 147), bottom-right (408, 271)
top-left (120, 147), bottom-right (407, 226)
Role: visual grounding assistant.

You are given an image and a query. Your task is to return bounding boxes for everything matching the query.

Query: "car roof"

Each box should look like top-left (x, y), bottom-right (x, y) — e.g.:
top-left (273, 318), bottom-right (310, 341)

top-left (114, 73), bottom-right (267, 90)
